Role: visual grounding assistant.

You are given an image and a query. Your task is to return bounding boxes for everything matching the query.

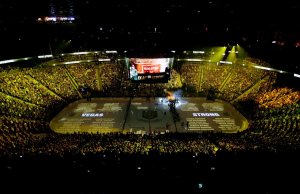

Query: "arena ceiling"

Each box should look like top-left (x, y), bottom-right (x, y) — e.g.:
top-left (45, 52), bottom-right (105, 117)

top-left (0, 0), bottom-right (300, 62)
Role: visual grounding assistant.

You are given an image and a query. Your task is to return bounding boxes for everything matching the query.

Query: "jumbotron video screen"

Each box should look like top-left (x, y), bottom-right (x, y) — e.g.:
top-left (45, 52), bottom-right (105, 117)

top-left (125, 57), bottom-right (174, 83)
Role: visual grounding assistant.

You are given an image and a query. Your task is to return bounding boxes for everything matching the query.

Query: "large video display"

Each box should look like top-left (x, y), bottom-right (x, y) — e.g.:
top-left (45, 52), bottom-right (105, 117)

top-left (125, 58), bottom-right (174, 82)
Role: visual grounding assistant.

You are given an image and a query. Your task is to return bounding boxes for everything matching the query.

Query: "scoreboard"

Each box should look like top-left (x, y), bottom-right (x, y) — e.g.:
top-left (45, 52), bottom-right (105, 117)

top-left (125, 57), bottom-right (174, 83)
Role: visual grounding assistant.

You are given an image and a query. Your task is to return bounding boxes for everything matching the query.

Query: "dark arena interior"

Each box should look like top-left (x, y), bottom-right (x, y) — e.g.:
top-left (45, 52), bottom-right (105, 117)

top-left (1, 1), bottom-right (300, 194)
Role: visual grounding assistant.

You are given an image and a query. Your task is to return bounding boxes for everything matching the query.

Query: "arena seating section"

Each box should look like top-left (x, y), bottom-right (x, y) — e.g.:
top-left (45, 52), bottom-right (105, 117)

top-left (1, 53), bottom-right (299, 194)
top-left (0, 54), bottom-right (299, 158)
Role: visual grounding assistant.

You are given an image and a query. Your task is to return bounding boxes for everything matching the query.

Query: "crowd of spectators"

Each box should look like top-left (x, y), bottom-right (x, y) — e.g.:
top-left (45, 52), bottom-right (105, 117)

top-left (0, 55), bottom-right (299, 160)
top-left (180, 61), bottom-right (272, 101)
top-left (0, 58), bottom-right (299, 194)
top-left (256, 87), bottom-right (300, 109)
top-left (27, 66), bottom-right (78, 100)
top-left (0, 70), bottom-right (62, 107)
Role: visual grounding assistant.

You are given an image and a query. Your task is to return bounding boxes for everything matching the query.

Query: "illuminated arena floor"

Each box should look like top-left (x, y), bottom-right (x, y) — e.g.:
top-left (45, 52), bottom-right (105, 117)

top-left (50, 97), bottom-right (248, 134)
